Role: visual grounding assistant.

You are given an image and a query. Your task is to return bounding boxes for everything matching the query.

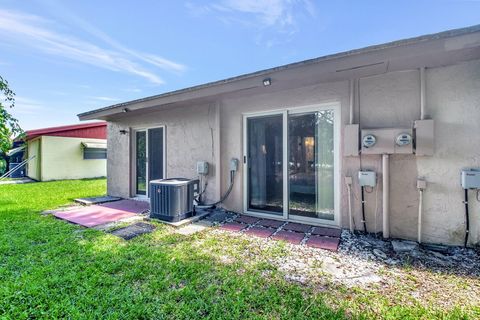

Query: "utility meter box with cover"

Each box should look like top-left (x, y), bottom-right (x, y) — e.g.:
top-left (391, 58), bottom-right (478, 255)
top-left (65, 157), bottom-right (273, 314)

top-left (358, 171), bottom-right (376, 187)
top-left (461, 169), bottom-right (480, 189)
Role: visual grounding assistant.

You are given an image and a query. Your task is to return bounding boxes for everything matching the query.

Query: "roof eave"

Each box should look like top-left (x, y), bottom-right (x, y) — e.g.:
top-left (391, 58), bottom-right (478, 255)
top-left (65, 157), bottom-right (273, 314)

top-left (78, 24), bottom-right (480, 121)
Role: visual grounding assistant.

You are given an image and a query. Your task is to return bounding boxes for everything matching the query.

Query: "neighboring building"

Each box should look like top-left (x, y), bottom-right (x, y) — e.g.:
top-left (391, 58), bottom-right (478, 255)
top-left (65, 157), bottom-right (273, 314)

top-left (24, 122), bottom-right (107, 181)
top-left (78, 26), bottom-right (480, 247)
top-left (6, 141), bottom-right (27, 178)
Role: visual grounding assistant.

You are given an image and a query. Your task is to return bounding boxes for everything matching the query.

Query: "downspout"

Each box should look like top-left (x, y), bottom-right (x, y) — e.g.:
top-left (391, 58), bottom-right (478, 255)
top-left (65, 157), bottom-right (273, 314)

top-left (382, 154), bottom-right (390, 238)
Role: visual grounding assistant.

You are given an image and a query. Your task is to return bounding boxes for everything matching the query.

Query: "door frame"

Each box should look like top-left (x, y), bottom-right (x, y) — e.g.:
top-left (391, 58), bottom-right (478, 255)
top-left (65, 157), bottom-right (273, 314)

top-left (131, 125), bottom-right (166, 198)
top-left (242, 102), bottom-right (341, 227)
top-left (242, 110), bottom-right (288, 220)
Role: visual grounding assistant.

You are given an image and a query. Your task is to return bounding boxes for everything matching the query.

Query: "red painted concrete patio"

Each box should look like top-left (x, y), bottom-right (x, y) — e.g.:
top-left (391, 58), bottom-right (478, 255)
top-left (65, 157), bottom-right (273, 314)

top-left (53, 200), bottom-right (149, 227)
top-left (217, 216), bottom-right (341, 251)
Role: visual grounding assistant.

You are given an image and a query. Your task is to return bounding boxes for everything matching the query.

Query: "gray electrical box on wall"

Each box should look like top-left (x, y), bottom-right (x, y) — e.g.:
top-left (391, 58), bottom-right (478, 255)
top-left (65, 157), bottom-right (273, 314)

top-left (461, 169), bottom-right (480, 189)
top-left (344, 124), bottom-right (359, 156)
top-left (414, 119), bottom-right (434, 156)
top-left (196, 161), bottom-right (209, 175)
top-left (358, 171), bottom-right (376, 187)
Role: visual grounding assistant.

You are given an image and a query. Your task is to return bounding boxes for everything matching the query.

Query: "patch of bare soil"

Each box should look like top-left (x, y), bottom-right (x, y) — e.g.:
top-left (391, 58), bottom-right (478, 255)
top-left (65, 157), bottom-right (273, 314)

top-left (208, 227), bottom-right (480, 310)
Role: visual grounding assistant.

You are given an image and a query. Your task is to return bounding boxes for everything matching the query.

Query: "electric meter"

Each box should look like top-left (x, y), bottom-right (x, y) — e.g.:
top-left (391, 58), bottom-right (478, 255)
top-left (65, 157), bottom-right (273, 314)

top-left (395, 133), bottom-right (412, 146)
top-left (362, 134), bottom-right (377, 148)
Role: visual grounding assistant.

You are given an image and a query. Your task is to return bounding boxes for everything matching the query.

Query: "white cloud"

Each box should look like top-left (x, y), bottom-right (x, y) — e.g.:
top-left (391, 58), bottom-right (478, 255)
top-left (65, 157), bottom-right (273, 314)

top-left (90, 96), bottom-right (119, 102)
top-left (218, 0), bottom-right (292, 26)
top-left (37, 2), bottom-right (187, 73)
top-left (187, 0), bottom-right (315, 29)
top-left (186, 0), bottom-right (316, 47)
top-left (125, 87), bottom-right (142, 93)
top-left (0, 9), bottom-right (186, 84)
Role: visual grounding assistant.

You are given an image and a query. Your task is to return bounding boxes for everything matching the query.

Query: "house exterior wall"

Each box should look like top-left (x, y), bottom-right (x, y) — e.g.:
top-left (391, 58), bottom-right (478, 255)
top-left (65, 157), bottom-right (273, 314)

top-left (106, 103), bottom-right (219, 201)
top-left (417, 61), bottom-right (480, 245)
top-left (26, 137), bottom-right (41, 181)
top-left (106, 59), bottom-right (480, 246)
top-left (40, 136), bottom-right (106, 181)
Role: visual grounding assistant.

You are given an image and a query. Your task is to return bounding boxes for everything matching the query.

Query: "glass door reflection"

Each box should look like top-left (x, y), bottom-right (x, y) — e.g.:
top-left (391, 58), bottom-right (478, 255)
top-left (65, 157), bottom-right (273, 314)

top-left (288, 110), bottom-right (334, 220)
top-left (135, 131), bottom-right (147, 195)
top-left (247, 114), bottom-right (283, 214)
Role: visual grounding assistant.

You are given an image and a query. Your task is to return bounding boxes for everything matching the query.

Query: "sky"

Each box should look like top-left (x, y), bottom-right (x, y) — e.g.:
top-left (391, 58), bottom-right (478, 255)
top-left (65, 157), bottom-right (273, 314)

top-left (0, 0), bottom-right (479, 130)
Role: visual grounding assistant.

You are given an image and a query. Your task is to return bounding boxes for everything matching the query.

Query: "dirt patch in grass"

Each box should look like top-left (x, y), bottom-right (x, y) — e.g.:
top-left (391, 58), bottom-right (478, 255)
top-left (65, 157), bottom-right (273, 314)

top-left (205, 228), bottom-right (480, 317)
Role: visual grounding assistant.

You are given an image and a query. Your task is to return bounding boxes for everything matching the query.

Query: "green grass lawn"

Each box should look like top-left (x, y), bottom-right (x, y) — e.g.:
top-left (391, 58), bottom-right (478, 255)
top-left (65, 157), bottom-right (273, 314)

top-left (0, 179), bottom-right (478, 319)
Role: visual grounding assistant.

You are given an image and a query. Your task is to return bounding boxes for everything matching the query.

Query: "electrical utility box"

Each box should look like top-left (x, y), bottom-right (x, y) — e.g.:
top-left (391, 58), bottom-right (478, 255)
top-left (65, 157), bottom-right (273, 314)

top-left (196, 161), bottom-right (209, 175)
top-left (461, 169), bottom-right (480, 189)
top-left (344, 124), bottom-right (359, 156)
top-left (361, 128), bottom-right (413, 155)
top-left (358, 171), bottom-right (377, 187)
top-left (230, 158), bottom-right (239, 172)
top-left (414, 119), bottom-right (434, 156)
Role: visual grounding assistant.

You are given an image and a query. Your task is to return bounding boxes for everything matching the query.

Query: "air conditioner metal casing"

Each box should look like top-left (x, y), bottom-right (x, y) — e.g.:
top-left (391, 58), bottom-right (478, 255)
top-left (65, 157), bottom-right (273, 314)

top-left (150, 178), bottom-right (199, 222)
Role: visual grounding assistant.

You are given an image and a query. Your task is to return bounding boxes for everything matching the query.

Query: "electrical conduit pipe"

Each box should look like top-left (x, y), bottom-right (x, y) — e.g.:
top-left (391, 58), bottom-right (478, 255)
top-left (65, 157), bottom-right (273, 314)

top-left (417, 67), bottom-right (426, 243)
top-left (418, 188), bottom-right (423, 243)
top-left (345, 177), bottom-right (354, 232)
top-left (382, 154), bottom-right (390, 238)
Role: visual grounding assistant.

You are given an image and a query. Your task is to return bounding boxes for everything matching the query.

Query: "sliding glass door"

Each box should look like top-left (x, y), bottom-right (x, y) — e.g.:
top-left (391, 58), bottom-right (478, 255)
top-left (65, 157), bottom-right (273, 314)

top-left (244, 105), bottom-right (337, 224)
top-left (288, 110), bottom-right (334, 221)
top-left (136, 131), bottom-right (147, 195)
top-left (246, 114), bottom-right (284, 214)
top-left (134, 127), bottom-right (165, 197)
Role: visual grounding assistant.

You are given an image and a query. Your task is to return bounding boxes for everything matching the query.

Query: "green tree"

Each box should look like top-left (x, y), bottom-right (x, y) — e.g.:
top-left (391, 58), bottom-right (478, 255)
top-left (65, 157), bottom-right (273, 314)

top-left (0, 76), bottom-right (22, 154)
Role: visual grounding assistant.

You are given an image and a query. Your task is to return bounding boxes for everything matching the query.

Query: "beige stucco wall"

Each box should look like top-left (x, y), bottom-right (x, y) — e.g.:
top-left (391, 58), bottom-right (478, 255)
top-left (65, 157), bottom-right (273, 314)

top-left (106, 103), bottom-right (219, 201)
top-left (27, 137), bottom-right (41, 181)
top-left (106, 59), bottom-right (480, 246)
top-left (417, 61), bottom-right (480, 245)
top-left (40, 136), bottom-right (106, 181)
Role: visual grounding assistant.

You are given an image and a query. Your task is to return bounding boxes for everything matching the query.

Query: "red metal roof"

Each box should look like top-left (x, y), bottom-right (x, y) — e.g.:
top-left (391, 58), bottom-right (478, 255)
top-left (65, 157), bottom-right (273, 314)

top-left (25, 122), bottom-right (107, 140)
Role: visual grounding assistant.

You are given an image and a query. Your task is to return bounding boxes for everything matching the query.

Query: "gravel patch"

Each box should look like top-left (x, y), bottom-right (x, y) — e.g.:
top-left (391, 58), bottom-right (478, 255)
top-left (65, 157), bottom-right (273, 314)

top-left (198, 209), bottom-right (480, 308)
top-left (206, 224), bottom-right (480, 309)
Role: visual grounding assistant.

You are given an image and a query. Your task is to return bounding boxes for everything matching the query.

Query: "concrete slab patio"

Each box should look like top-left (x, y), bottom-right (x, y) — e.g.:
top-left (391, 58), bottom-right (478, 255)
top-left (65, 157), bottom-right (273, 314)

top-left (53, 199), bottom-right (149, 227)
top-left (272, 231), bottom-right (306, 245)
top-left (209, 213), bottom-right (342, 251)
top-left (74, 195), bottom-right (122, 205)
